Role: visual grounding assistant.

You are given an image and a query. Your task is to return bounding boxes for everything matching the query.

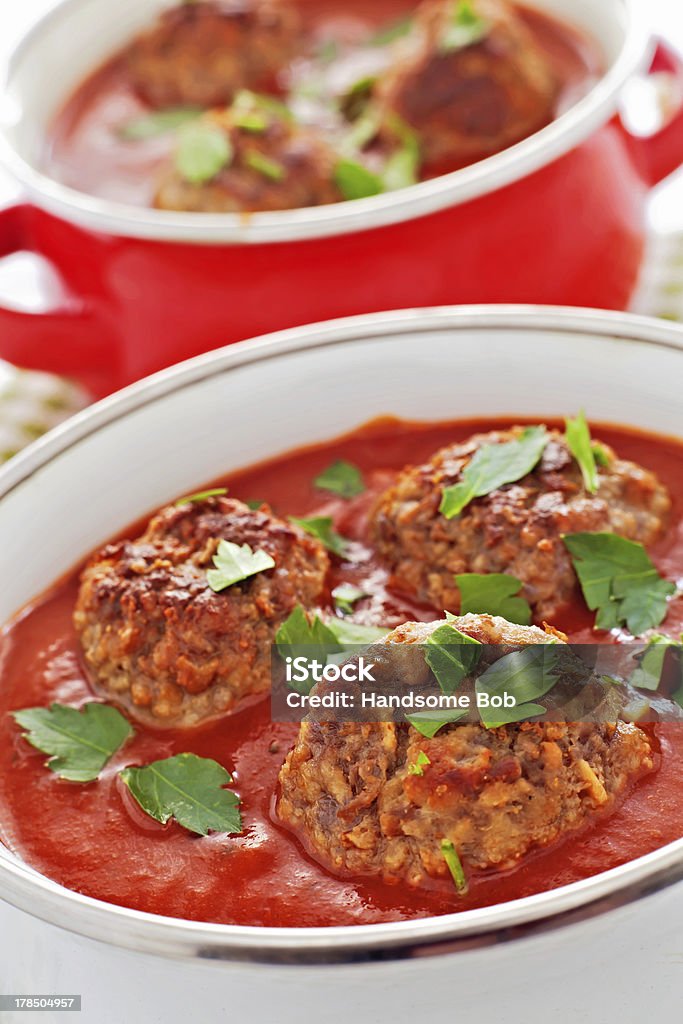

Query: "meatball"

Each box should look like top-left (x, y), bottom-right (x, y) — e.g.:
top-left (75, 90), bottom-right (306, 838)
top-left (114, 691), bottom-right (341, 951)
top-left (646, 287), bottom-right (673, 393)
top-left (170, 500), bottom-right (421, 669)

top-left (371, 427), bottom-right (670, 623)
top-left (375, 0), bottom-right (558, 168)
top-left (154, 105), bottom-right (342, 212)
top-left (74, 496), bottom-right (328, 727)
top-left (276, 616), bottom-right (655, 887)
top-left (126, 0), bottom-right (301, 109)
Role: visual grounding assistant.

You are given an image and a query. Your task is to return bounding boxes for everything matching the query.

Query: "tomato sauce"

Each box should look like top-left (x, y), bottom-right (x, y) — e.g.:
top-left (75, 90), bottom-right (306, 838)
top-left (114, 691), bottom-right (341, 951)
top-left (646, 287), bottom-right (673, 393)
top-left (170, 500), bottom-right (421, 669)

top-left (1, 416), bottom-right (683, 927)
top-left (44, 1), bottom-right (601, 207)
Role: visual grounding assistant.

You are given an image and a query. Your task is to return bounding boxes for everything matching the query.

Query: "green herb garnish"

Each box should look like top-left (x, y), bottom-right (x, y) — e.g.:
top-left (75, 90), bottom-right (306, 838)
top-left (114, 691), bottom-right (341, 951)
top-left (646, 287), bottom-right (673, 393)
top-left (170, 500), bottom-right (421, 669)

top-left (314, 460), bottom-right (366, 499)
top-left (441, 838), bottom-right (468, 894)
top-left (592, 442), bottom-right (611, 467)
top-left (327, 618), bottom-right (388, 645)
top-left (455, 573), bottom-right (532, 626)
top-left (119, 106), bottom-right (202, 141)
top-left (332, 582), bottom-right (368, 614)
top-left (630, 633), bottom-right (683, 691)
top-left (290, 516), bottom-right (350, 557)
top-left (563, 532), bottom-right (676, 634)
top-left (276, 606), bottom-right (339, 657)
top-left (475, 646), bottom-right (561, 728)
top-left (176, 487), bottom-right (228, 506)
top-left (440, 0), bottom-right (489, 52)
top-left (407, 708), bottom-right (469, 738)
top-left (440, 426), bottom-right (547, 518)
top-left (176, 123), bottom-right (233, 184)
top-left (206, 539), bottom-right (275, 592)
top-left (408, 750), bottom-right (431, 776)
top-left (233, 111), bottom-right (269, 133)
top-left (245, 499), bottom-right (265, 510)
top-left (565, 410), bottom-right (599, 494)
top-left (334, 159), bottom-right (384, 200)
top-left (120, 753), bottom-right (242, 837)
top-left (12, 703), bottom-right (133, 783)
top-left (232, 90), bottom-right (293, 123)
top-left (244, 150), bottom-right (286, 181)
top-left (425, 624), bottom-right (482, 695)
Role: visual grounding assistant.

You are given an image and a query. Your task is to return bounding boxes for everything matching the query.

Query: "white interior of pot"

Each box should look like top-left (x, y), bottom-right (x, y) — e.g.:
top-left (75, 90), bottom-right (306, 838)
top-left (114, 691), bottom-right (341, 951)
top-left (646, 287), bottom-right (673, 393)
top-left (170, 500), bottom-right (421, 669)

top-left (1, 0), bottom-right (630, 172)
top-left (0, 313), bottom-right (681, 624)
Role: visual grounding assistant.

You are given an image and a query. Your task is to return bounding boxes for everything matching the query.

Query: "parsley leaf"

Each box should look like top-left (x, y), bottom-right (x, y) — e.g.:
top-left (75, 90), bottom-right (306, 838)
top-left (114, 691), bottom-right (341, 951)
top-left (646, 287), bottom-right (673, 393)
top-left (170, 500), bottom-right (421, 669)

top-left (407, 708), bottom-right (469, 738)
top-left (176, 123), bottom-right (233, 184)
top-left (314, 460), bottom-right (366, 499)
top-left (332, 582), bottom-right (368, 614)
top-left (455, 573), bottom-right (532, 625)
top-left (290, 516), bottom-right (350, 557)
top-left (425, 623), bottom-right (482, 695)
top-left (206, 539), bottom-right (275, 592)
top-left (118, 106), bottom-right (202, 141)
top-left (408, 750), bottom-right (431, 776)
top-left (440, 0), bottom-right (489, 52)
top-left (334, 159), bottom-right (384, 200)
top-left (630, 633), bottom-right (683, 691)
top-left (176, 487), bottom-right (227, 506)
top-left (563, 532), bottom-right (676, 634)
top-left (12, 703), bottom-right (133, 782)
top-left (475, 646), bottom-right (561, 728)
top-left (275, 606), bottom-right (340, 660)
top-left (244, 150), bottom-right (286, 181)
top-left (120, 753), bottom-right (242, 837)
top-left (565, 410), bottom-right (599, 494)
top-left (440, 426), bottom-right (547, 518)
top-left (592, 442), bottom-right (611, 467)
top-left (327, 619), bottom-right (388, 645)
top-left (441, 838), bottom-right (468, 893)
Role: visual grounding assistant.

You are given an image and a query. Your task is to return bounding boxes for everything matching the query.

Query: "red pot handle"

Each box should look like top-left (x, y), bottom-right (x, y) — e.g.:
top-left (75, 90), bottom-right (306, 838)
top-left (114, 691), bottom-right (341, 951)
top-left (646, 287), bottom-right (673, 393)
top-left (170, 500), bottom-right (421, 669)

top-left (0, 203), bottom-right (110, 383)
top-left (620, 40), bottom-right (683, 187)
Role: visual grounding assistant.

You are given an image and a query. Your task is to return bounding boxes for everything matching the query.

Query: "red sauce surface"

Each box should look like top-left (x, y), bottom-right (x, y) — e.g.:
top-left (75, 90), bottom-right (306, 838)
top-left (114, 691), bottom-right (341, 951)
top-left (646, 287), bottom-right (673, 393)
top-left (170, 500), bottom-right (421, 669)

top-left (1, 416), bottom-right (683, 927)
top-left (45, 1), bottom-right (601, 206)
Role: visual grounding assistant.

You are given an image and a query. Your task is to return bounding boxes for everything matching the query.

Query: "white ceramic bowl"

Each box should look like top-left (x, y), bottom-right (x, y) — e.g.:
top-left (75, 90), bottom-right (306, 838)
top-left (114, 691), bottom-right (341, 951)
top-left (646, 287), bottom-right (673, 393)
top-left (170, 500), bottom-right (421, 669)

top-left (1, 306), bottom-right (683, 1024)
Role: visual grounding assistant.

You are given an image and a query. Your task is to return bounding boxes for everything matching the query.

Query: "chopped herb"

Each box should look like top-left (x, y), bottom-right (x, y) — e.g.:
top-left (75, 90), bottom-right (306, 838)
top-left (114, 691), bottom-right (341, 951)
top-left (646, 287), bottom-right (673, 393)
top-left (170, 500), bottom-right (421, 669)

top-left (592, 441), bottom-right (611, 467)
top-left (408, 750), bottom-right (431, 776)
top-left (563, 532), bottom-right (676, 634)
top-left (334, 159), bottom-right (384, 200)
top-left (327, 618), bottom-right (388, 645)
top-left (475, 646), bottom-right (561, 728)
top-left (12, 703), bottom-right (133, 783)
top-left (455, 573), bottom-right (532, 625)
top-left (382, 113), bottom-right (421, 190)
top-left (233, 111), bottom-right (269, 133)
top-left (176, 487), bottom-right (228, 506)
top-left (314, 460), bottom-right (366, 499)
top-left (370, 15), bottom-right (413, 45)
top-left (118, 106), bottom-right (202, 141)
top-left (120, 753), bottom-right (242, 837)
top-left (176, 123), bottom-right (233, 184)
top-left (290, 516), bottom-right (350, 557)
top-left (245, 499), bottom-right (265, 510)
top-left (440, 0), bottom-right (489, 52)
top-left (441, 838), bottom-right (468, 894)
top-left (232, 90), bottom-right (293, 123)
top-left (565, 411), bottom-right (599, 494)
top-left (344, 108), bottom-right (382, 152)
top-left (630, 633), bottom-right (683, 691)
top-left (407, 707), bottom-right (469, 738)
top-left (440, 426), bottom-right (548, 518)
top-left (332, 582), bottom-right (368, 614)
top-left (340, 76), bottom-right (377, 121)
top-left (244, 149), bottom-right (286, 181)
top-left (206, 539), bottom-right (275, 592)
top-left (276, 605), bottom-right (339, 655)
top-left (425, 624), bottom-right (482, 695)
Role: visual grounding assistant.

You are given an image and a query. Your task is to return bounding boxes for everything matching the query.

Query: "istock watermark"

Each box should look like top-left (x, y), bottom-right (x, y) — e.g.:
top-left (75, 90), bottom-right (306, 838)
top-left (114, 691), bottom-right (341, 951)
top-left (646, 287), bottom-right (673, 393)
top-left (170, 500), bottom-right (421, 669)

top-left (271, 639), bottom-right (683, 728)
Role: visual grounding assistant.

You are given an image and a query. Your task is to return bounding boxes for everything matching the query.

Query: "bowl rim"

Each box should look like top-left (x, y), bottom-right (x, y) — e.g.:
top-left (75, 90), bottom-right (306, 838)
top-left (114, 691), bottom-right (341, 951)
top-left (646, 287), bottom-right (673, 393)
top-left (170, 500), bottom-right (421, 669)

top-left (0, 0), bottom-right (651, 244)
top-left (1, 303), bottom-right (683, 964)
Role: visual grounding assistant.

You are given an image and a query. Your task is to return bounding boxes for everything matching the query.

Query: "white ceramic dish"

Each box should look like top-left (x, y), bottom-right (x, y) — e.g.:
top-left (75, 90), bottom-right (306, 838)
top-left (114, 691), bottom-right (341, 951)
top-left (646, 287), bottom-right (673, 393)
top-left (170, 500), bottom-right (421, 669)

top-left (1, 306), bottom-right (683, 1024)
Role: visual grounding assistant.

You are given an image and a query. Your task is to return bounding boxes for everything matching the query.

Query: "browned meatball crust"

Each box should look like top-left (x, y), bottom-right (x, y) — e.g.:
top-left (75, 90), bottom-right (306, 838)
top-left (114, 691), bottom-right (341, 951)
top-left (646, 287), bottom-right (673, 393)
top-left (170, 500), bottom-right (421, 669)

top-left (127, 0), bottom-right (301, 109)
top-left (370, 428), bottom-right (670, 624)
top-left (276, 616), bottom-right (655, 887)
top-left (154, 106), bottom-right (342, 212)
top-left (74, 496), bottom-right (328, 727)
top-left (375, 0), bottom-right (558, 168)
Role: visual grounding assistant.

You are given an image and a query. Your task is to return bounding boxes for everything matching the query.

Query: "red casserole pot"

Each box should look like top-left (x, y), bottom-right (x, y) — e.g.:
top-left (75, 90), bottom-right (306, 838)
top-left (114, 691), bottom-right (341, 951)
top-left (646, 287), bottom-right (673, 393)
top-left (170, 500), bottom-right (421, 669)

top-left (1, 0), bottom-right (683, 396)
